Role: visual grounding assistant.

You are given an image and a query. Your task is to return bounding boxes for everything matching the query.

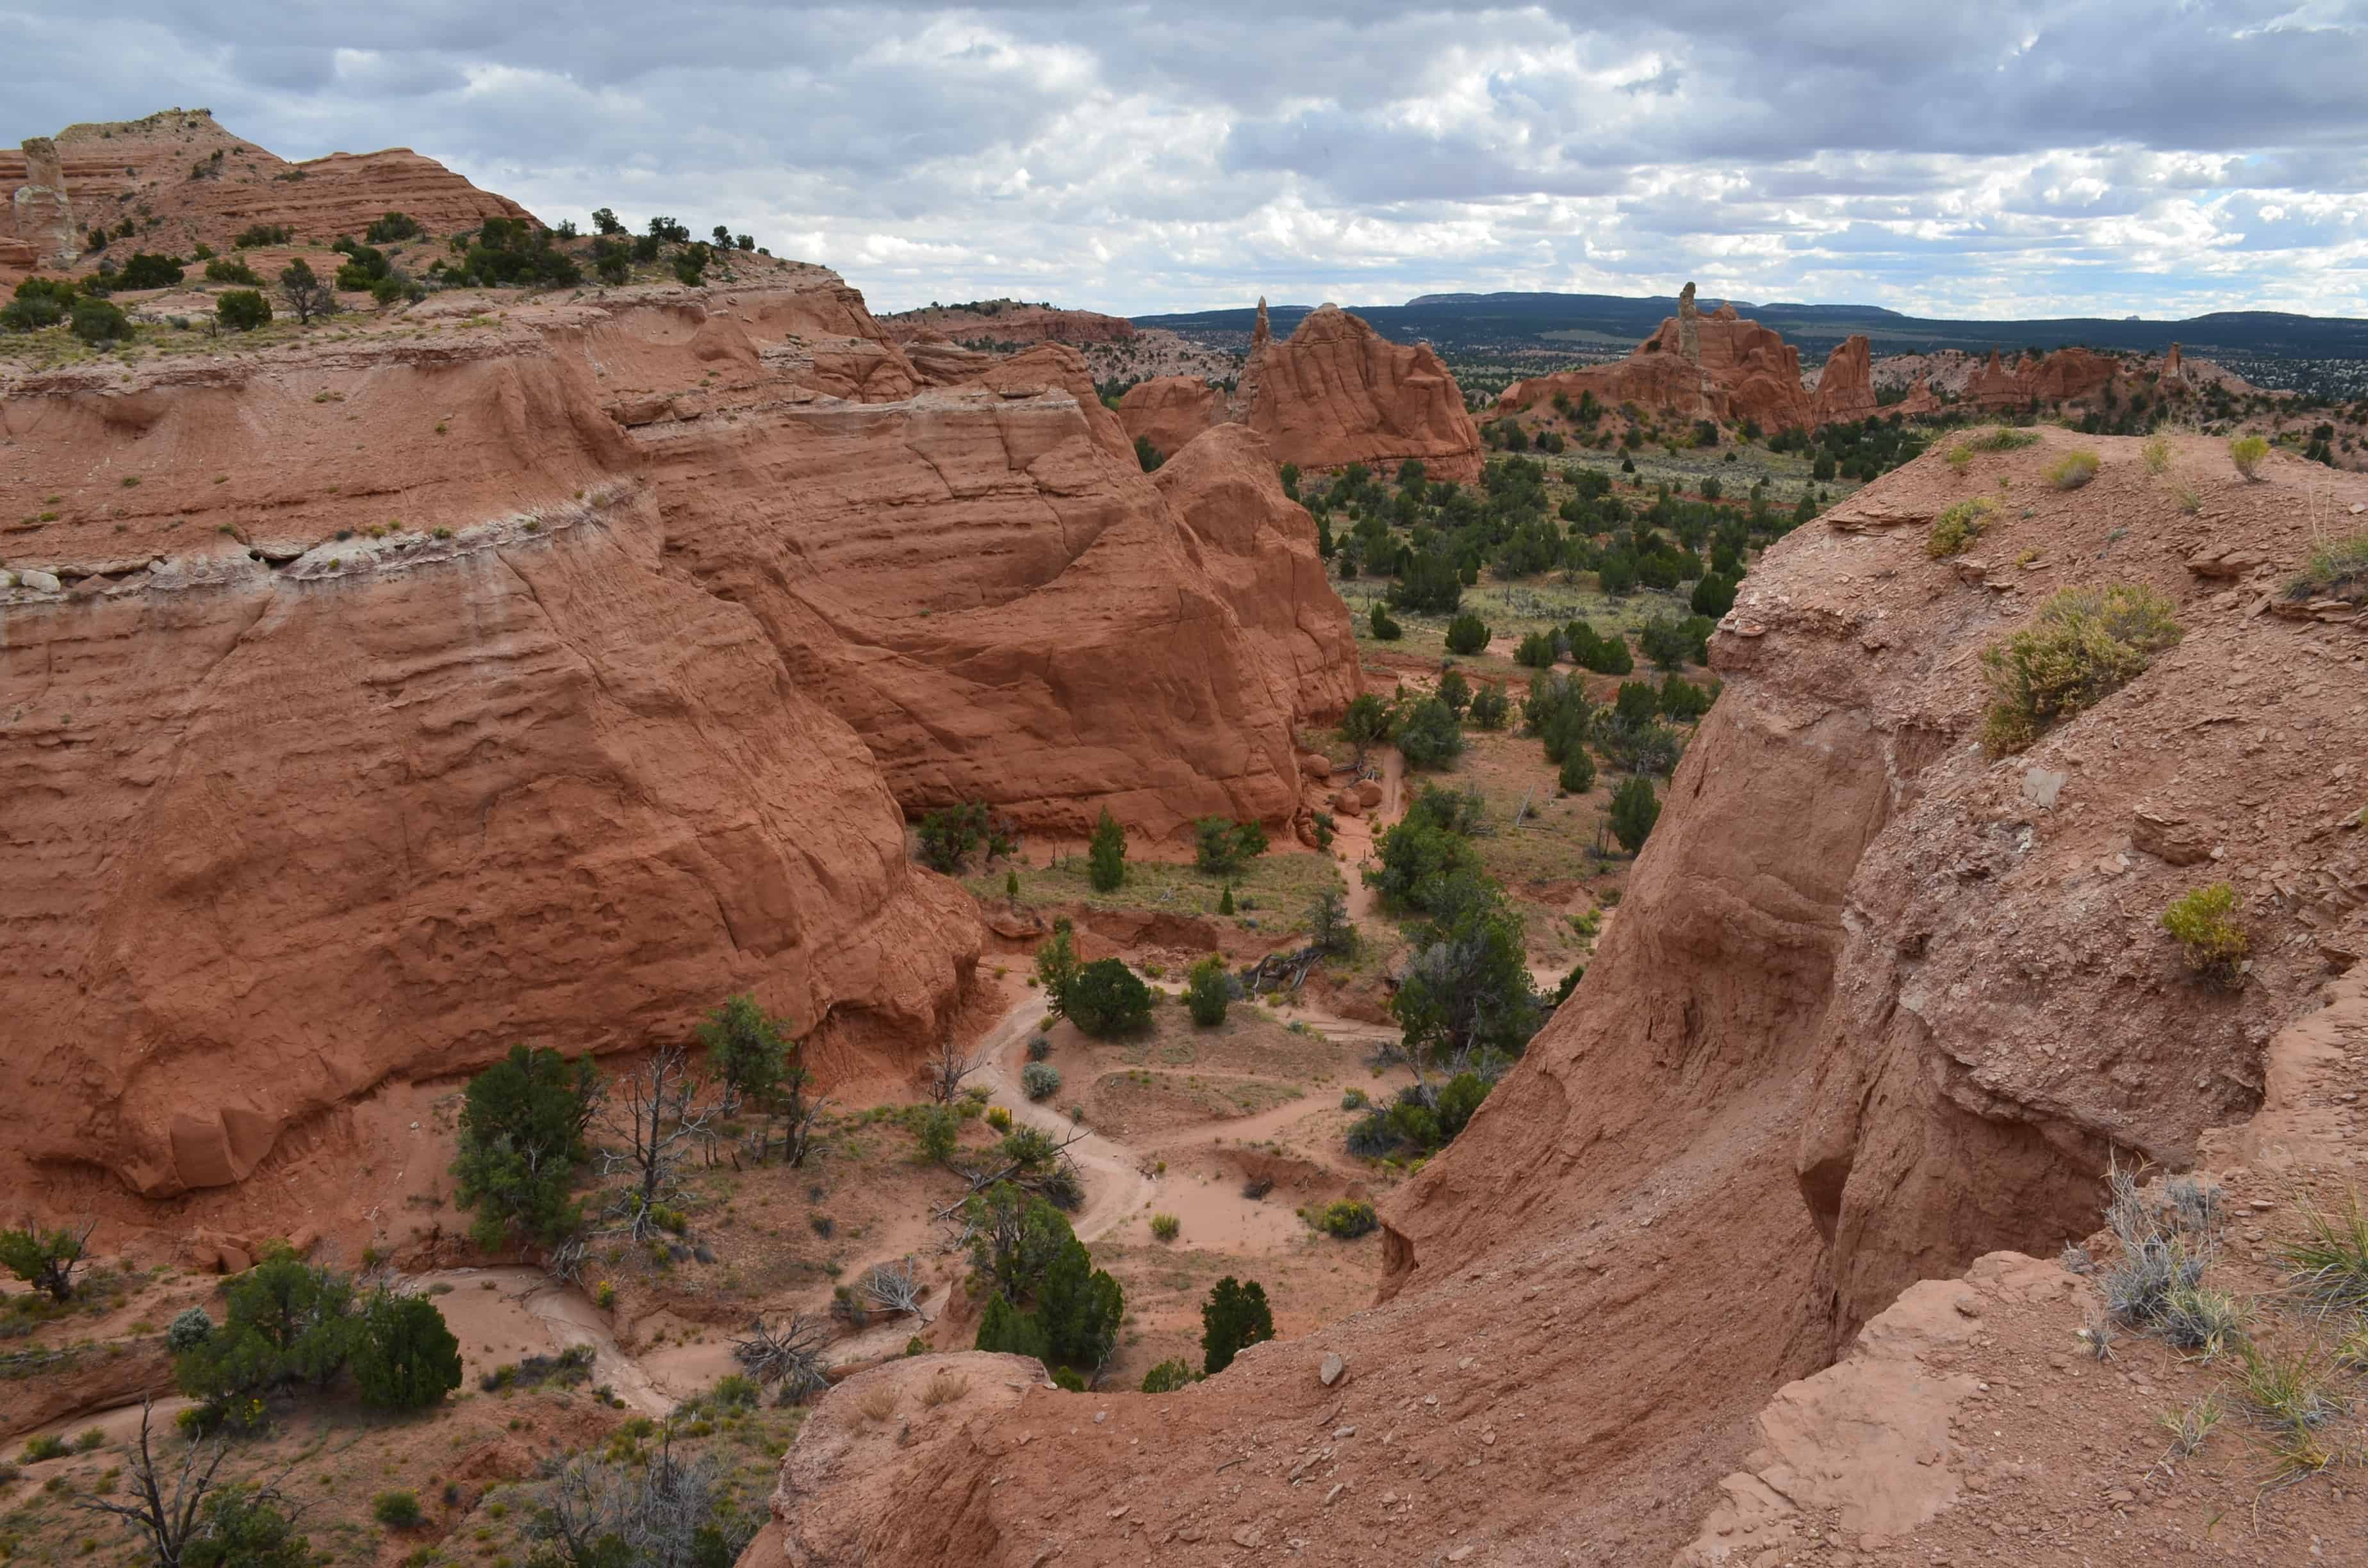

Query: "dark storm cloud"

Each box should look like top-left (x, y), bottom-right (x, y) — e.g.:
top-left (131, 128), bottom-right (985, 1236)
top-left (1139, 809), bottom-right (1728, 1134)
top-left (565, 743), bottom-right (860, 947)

top-left (5, 1), bottom-right (2364, 315)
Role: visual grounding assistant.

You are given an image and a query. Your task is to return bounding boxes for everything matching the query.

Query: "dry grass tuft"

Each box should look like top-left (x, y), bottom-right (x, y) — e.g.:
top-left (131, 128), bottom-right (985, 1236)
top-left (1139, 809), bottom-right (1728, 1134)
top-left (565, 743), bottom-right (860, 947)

top-left (919, 1367), bottom-right (969, 1409)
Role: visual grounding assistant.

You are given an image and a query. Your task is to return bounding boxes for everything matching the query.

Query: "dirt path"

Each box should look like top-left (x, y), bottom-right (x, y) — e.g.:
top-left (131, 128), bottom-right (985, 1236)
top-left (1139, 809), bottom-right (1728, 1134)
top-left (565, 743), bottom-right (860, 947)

top-left (971, 991), bottom-right (1156, 1245)
top-left (1335, 746), bottom-right (1408, 924)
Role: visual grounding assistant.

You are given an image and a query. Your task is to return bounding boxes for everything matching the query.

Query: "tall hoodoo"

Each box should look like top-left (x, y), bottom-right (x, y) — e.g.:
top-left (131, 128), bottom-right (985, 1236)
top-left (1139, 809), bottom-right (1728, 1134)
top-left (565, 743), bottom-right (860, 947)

top-left (8, 135), bottom-right (75, 267)
top-left (1677, 279), bottom-right (1702, 366)
top-left (1235, 302), bottom-right (1484, 480)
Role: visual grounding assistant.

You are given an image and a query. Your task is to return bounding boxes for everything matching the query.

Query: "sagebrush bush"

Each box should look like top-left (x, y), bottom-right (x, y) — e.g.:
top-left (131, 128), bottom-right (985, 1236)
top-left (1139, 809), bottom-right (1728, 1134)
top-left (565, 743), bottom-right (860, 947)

top-left (2228, 434), bottom-right (2269, 478)
top-left (2044, 449), bottom-right (2101, 490)
top-left (1926, 496), bottom-right (1996, 558)
top-left (1021, 1061), bottom-right (1061, 1100)
top-left (2285, 533), bottom-right (2368, 605)
top-left (1969, 426), bottom-right (2041, 452)
top-left (1315, 1200), bottom-right (1377, 1239)
top-left (2160, 883), bottom-right (2247, 986)
top-left (1149, 1212), bottom-right (1181, 1242)
top-left (373, 1490), bottom-right (423, 1529)
top-left (1944, 441), bottom-right (1973, 474)
top-left (1978, 584), bottom-right (2181, 754)
top-left (2140, 434), bottom-right (2171, 474)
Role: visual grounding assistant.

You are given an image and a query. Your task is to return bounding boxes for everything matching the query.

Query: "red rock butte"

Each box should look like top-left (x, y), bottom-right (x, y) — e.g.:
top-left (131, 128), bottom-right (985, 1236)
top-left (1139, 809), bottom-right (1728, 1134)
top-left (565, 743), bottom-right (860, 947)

top-left (0, 128), bottom-right (1360, 1207)
top-left (1497, 281), bottom-right (1877, 434)
top-left (1239, 300), bottom-right (1485, 480)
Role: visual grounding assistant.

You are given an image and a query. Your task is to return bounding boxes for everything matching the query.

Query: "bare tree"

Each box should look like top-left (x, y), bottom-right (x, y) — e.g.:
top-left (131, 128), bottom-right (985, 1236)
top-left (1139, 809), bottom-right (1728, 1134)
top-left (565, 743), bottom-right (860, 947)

top-left (924, 1037), bottom-right (988, 1104)
top-left (731, 1312), bottom-right (831, 1402)
top-left (530, 1432), bottom-right (753, 1568)
top-left (74, 1401), bottom-right (303, 1567)
top-left (600, 1046), bottom-right (721, 1240)
top-left (857, 1258), bottom-right (930, 1325)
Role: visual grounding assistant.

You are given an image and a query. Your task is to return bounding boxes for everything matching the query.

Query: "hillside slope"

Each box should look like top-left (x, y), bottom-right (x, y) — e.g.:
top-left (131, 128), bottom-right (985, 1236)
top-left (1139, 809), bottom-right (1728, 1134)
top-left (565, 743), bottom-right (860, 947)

top-left (748, 432), bottom-right (2367, 1564)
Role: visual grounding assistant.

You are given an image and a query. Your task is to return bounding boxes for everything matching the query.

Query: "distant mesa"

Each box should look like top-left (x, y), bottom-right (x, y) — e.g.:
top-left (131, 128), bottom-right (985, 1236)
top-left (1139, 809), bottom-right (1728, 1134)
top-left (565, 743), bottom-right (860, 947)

top-left (877, 297), bottom-right (1136, 347)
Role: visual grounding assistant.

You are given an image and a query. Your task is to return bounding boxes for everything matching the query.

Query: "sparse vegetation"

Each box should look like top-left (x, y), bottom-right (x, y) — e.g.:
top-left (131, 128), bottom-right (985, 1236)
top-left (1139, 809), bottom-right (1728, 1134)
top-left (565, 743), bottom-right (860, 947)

top-left (2285, 533), bottom-right (2368, 606)
top-left (1927, 496), bottom-right (1996, 558)
top-left (2159, 883), bottom-right (2248, 988)
top-left (2276, 1189), bottom-right (2368, 1314)
top-left (1315, 1200), bottom-right (1378, 1239)
top-left (2141, 434), bottom-right (2171, 475)
top-left (2228, 434), bottom-right (2269, 479)
top-left (2044, 449), bottom-right (2101, 490)
top-left (1149, 1212), bottom-right (1181, 1243)
top-left (1978, 584), bottom-right (2182, 755)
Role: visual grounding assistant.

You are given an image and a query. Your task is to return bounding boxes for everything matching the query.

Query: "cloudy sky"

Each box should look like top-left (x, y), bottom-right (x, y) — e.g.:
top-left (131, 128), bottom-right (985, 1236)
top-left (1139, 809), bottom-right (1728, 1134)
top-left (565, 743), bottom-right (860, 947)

top-left (9, 2), bottom-right (2367, 318)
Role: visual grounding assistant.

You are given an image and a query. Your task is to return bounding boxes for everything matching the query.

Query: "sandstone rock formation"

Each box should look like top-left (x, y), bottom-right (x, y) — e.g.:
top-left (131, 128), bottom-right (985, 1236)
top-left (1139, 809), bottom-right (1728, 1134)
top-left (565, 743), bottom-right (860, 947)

top-left (1962, 344), bottom-right (2120, 411)
top-left (2160, 339), bottom-right (2188, 390)
top-left (1495, 286), bottom-right (1860, 435)
top-left (0, 109), bottom-right (532, 270)
top-left (1115, 374), bottom-right (1226, 460)
top-left (1, 245), bottom-right (1357, 1204)
top-left (6, 135), bottom-right (75, 270)
top-left (1809, 332), bottom-right (1878, 424)
top-left (876, 298), bottom-right (1135, 347)
top-left (1237, 302), bottom-right (1483, 480)
top-left (747, 429), bottom-right (2368, 1564)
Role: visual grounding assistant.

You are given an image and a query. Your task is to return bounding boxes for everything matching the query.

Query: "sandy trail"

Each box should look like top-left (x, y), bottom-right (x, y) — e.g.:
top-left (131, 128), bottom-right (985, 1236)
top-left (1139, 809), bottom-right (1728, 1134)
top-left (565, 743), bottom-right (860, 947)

top-left (1334, 746), bottom-right (1407, 924)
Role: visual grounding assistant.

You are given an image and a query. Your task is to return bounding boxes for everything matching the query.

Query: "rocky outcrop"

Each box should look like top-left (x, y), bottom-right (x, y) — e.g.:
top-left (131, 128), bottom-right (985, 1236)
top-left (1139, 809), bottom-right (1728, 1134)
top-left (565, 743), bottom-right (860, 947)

top-left (1, 229), bottom-right (1358, 1206)
top-left (744, 431), bottom-right (2368, 1565)
top-left (7, 135), bottom-right (75, 270)
top-left (1115, 375), bottom-right (1226, 461)
top-left (0, 109), bottom-right (533, 270)
top-left (876, 298), bottom-right (1135, 347)
top-left (1810, 334), bottom-right (1878, 424)
top-left (2159, 340), bottom-right (2188, 390)
top-left (1962, 345), bottom-right (2120, 411)
top-left (1497, 284), bottom-right (1827, 434)
top-left (1237, 303), bottom-right (1483, 480)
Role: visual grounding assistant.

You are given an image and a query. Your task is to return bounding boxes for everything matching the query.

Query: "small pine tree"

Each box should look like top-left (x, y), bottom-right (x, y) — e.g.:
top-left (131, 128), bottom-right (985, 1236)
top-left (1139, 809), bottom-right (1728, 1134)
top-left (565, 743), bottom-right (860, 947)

top-left (1087, 808), bottom-right (1126, 894)
top-left (1005, 868), bottom-right (1019, 902)
top-left (1200, 1276), bottom-right (1276, 1375)
top-left (1558, 747), bottom-right (1596, 795)
top-left (352, 1292), bottom-right (463, 1411)
top-left (1609, 776), bottom-right (1660, 854)
top-left (1218, 883), bottom-right (1236, 917)
top-left (975, 1291), bottom-right (1049, 1360)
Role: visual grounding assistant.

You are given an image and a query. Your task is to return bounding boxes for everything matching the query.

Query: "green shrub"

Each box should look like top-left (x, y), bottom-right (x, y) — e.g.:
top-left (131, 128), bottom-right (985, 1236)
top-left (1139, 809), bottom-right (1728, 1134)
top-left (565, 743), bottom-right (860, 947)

top-left (1927, 496), bottom-right (1996, 558)
top-left (1467, 682), bottom-right (1510, 729)
top-left (1087, 807), bottom-right (1126, 892)
top-left (1021, 1062), bottom-right (1062, 1101)
top-left (2285, 533), bottom-right (2368, 605)
top-left (2228, 434), bottom-right (2269, 479)
top-left (73, 1427), bottom-right (104, 1453)
top-left (1316, 1200), bottom-right (1377, 1239)
top-left (112, 252), bottom-right (186, 289)
top-left (216, 289), bottom-right (271, 331)
top-left (1392, 694), bottom-right (1465, 770)
top-left (450, 1044), bottom-right (599, 1250)
top-left (1969, 426), bottom-right (2041, 452)
top-left (1025, 1033), bottom-right (1051, 1062)
top-left (70, 297), bottom-right (131, 344)
top-left (1608, 776), bottom-right (1659, 854)
top-left (2, 276), bottom-right (78, 331)
top-left (19, 1434), bottom-right (67, 1464)
top-left (372, 1490), bottom-right (424, 1529)
top-left (1558, 748), bottom-right (1595, 795)
top-left (204, 256), bottom-right (261, 286)
top-left (1199, 1276), bottom-right (1275, 1375)
top-left (1140, 1357), bottom-right (1196, 1393)
top-left (1193, 817), bottom-right (1268, 877)
top-left (2160, 883), bottom-right (2247, 987)
top-left (1065, 959), bottom-right (1152, 1038)
top-left (1512, 630), bottom-right (1558, 668)
top-left (1978, 584), bottom-right (2182, 755)
top-left (234, 223), bottom-right (293, 248)
top-left (1183, 953), bottom-right (1231, 1028)
top-left (168, 1305), bottom-right (215, 1351)
top-left (365, 211), bottom-right (424, 244)
top-left (1368, 601), bottom-right (1401, 640)
top-left (2044, 449), bottom-right (2101, 490)
top-left (1149, 1212), bottom-right (1181, 1243)
top-left (1443, 612), bottom-right (1490, 655)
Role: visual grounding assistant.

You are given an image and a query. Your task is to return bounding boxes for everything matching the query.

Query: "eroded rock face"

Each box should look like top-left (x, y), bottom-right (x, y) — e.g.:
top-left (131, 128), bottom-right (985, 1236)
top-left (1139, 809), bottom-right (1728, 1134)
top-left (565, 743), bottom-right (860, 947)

top-left (1, 260), bottom-right (1359, 1202)
top-left (1963, 345), bottom-right (2120, 411)
top-left (8, 135), bottom-right (75, 268)
top-left (743, 432), bottom-right (2368, 1566)
top-left (0, 109), bottom-right (532, 268)
top-left (1238, 303), bottom-right (1483, 480)
top-left (1497, 288), bottom-right (1827, 433)
top-left (1115, 375), bottom-right (1226, 461)
top-left (876, 298), bottom-right (1135, 346)
top-left (1811, 334), bottom-right (1879, 425)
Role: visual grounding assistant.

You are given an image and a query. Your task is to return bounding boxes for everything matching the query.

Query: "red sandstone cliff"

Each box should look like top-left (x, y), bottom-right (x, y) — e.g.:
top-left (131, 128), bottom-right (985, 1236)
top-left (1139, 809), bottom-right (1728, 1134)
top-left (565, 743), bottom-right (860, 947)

top-left (1238, 303), bottom-right (1484, 481)
top-left (747, 430), bottom-right (2368, 1564)
top-left (1, 259), bottom-right (1358, 1203)
top-left (1115, 375), bottom-right (1227, 461)
top-left (2, 108), bottom-right (533, 276)
top-left (877, 298), bottom-right (1136, 347)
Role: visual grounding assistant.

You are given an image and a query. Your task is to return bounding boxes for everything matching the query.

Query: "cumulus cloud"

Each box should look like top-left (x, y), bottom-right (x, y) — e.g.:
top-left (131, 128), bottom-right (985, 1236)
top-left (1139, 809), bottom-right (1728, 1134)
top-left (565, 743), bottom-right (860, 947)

top-left (6, 1), bottom-right (2365, 316)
